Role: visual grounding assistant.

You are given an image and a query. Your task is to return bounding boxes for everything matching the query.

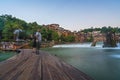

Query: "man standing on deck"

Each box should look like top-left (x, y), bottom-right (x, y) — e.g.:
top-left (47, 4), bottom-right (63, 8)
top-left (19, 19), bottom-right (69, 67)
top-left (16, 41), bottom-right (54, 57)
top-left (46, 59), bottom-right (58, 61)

top-left (35, 29), bottom-right (42, 54)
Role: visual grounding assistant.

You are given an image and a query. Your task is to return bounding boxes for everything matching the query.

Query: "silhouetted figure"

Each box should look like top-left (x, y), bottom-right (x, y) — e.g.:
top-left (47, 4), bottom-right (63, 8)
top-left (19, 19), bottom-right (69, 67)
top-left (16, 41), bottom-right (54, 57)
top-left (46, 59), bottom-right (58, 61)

top-left (13, 28), bottom-right (22, 41)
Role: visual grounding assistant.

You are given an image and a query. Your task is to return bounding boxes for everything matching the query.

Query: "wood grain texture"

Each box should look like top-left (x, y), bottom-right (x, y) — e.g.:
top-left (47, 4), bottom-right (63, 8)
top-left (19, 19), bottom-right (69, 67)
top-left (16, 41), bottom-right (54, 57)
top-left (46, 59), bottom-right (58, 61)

top-left (0, 49), bottom-right (94, 80)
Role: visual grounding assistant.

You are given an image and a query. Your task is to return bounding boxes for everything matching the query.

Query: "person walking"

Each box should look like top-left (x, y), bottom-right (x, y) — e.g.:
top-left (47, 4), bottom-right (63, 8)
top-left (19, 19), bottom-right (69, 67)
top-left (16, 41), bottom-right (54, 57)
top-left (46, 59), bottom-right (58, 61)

top-left (35, 29), bottom-right (42, 54)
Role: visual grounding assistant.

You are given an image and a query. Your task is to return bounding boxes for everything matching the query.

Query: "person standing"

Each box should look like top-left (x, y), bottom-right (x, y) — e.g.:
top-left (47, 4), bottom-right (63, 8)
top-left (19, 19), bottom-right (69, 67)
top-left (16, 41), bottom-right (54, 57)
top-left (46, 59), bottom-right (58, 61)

top-left (35, 29), bottom-right (42, 54)
top-left (13, 28), bottom-right (22, 41)
top-left (31, 32), bottom-right (37, 53)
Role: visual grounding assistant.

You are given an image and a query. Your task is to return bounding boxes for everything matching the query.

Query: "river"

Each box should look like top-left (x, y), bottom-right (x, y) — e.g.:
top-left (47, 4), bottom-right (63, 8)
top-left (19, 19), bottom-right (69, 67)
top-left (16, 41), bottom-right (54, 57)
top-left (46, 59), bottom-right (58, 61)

top-left (43, 42), bottom-right (120, 80)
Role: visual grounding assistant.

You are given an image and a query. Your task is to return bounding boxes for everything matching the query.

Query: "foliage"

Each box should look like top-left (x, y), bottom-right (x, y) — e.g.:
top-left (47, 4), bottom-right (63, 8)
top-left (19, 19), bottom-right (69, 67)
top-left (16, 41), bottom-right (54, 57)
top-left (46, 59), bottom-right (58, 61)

top-left (60, 34), bottom-right (75, 42)
top-left (1, 14), bottom-right (120, 43)
top-left (52, 31), bottom-right (59, 41)
top-left (86, 34), bottom-right (93, 42)
top-left (0, 14), bottom-right (67, 43)
top-left (0, 15), bottom-right (43, 41)
top-left (81, 26), bottom-right (120, 33)
top-left (65, 35), bottom-right (75, 42)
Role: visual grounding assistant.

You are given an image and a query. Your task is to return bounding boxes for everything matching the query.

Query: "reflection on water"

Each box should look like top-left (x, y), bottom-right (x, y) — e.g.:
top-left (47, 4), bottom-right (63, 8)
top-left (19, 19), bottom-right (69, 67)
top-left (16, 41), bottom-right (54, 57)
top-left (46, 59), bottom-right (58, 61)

top-left (0, 51), bottom-right (16, 62)
top-left (43, 43), bottom-right (120, 80)
top-left (110, 54), bottom-right (120, 58)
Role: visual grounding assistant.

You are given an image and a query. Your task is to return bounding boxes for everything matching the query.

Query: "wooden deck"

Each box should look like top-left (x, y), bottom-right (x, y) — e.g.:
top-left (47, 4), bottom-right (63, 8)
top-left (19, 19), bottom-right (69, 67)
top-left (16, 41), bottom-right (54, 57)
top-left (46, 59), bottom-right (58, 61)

top-left (0, 49), bottom-right (94, 80)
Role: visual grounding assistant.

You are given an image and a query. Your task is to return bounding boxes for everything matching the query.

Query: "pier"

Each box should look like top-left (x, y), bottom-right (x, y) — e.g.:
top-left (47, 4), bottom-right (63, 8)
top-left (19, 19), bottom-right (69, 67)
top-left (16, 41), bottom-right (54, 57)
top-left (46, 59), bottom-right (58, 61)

top-left (0, 49), bottom-right (93, 80)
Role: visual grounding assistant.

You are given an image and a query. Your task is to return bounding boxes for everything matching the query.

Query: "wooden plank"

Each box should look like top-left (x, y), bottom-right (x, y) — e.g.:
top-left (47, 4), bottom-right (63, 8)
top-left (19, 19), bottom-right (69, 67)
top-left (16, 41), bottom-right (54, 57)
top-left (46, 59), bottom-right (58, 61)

top-left (41, 52), bottom-right (70, 80)
top-left (17, 53), bottom-right (39, 80)
top-left (0, 50), bottom-right (31, 80)
top-left (0, 49), bottom-right (94, 80)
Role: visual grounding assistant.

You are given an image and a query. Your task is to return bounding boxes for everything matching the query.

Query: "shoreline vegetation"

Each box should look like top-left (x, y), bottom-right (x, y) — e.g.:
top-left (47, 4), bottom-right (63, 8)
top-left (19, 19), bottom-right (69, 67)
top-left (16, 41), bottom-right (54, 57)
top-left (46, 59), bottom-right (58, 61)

top-left (0, 41), bottom-right (86, 63)
top-left (0, 40), bottom-right (83, 50)
top-left (0, 14), bottom-right (120, 46)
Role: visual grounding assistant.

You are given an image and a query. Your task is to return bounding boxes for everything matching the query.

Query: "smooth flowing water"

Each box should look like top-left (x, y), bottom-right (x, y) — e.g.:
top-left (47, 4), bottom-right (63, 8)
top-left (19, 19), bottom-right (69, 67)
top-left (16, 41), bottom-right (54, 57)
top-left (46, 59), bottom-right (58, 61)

top-left (43, 43), bottom-right (120, 80)
top-left (0, 51), bottom-right (16, 62)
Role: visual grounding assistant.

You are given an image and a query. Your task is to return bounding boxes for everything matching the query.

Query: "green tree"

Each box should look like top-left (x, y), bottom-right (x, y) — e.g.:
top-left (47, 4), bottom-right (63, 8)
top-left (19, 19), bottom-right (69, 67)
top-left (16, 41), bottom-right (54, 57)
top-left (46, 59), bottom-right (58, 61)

top-left (60, 34), bottom-right (66, 42)
top-left (101, 26), bottom-right (107, 33)
top-left (52, 31), bottom-right (59, 41)
top-left (47, 29), bottom-right (53, 41)
top-left (41, 28), bottom-right (48, 41)
top-left (65, 35), bottom-right (75, 42)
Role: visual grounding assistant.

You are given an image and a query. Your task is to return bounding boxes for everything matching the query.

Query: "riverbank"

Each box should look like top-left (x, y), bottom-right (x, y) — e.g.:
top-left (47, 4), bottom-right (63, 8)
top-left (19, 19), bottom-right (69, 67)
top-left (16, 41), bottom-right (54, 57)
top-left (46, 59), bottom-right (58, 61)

top-left (0, 40), bottom-right (93, 49)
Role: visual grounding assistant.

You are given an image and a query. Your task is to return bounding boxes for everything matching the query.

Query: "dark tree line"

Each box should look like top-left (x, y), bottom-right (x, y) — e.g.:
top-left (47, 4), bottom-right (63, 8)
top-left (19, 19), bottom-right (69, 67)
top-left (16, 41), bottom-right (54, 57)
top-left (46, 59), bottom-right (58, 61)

top-left (81, 26), bottom-right (120, 33)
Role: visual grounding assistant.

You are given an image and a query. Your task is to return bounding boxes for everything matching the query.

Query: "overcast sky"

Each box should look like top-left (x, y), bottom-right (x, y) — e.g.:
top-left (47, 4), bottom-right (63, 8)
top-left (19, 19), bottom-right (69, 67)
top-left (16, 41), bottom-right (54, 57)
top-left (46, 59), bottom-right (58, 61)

top-left (0, 0), bottom-right (120, 31)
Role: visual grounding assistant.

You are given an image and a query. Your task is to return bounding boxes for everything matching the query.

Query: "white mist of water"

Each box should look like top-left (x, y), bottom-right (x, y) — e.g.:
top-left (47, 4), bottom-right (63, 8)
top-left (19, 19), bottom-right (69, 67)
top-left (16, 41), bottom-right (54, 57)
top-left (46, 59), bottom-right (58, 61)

top-left (53, 42), bottom-right (120, 49)
top-left (53, 43), bottom-right (100, 48)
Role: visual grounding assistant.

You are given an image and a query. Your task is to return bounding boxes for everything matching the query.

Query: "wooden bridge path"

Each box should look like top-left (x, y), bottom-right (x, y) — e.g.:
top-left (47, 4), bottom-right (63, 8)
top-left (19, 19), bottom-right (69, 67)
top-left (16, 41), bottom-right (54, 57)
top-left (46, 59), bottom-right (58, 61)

top-left (0, 49), bottom-right (94, 80)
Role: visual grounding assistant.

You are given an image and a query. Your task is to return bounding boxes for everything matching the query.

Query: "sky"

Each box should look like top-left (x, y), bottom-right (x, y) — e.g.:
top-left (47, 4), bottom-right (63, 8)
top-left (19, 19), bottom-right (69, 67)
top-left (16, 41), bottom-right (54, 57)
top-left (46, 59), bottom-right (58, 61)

top-left (0, 0), bottom-right (120, 31)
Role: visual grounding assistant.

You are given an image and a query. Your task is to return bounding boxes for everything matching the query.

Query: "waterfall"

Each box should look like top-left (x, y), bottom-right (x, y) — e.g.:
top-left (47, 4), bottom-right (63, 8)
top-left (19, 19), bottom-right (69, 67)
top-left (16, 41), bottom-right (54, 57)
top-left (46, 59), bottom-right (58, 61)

top-left (53, 42), bottom-right (120, 48)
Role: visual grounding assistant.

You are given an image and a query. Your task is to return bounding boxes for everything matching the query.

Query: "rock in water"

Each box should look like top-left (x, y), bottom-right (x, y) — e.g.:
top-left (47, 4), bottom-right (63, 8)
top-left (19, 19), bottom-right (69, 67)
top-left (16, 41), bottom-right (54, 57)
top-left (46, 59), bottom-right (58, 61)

top-left (103, 32), bottom-right (117, 47)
